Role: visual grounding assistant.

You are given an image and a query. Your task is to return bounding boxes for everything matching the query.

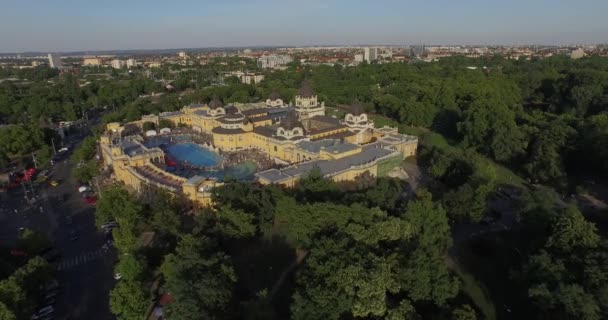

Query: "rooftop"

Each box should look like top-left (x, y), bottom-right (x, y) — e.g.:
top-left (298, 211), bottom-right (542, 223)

top-left (256, 143), bottom-right (397, 183)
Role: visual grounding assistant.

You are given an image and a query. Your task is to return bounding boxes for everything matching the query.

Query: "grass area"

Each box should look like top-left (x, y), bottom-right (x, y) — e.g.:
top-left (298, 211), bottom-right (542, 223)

top-left (453, 233), bottom-right (533, 320)
top-left (448, 256), bottom-right (497, 320)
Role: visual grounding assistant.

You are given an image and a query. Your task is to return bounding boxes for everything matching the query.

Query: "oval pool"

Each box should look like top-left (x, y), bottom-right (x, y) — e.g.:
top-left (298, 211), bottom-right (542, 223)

top-left (165, 143), bottom-right (222, 167)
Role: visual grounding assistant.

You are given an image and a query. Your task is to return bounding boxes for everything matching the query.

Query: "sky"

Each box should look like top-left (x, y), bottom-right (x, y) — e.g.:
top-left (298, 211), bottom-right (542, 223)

top-left (1, 0), bottom-right (607, 52)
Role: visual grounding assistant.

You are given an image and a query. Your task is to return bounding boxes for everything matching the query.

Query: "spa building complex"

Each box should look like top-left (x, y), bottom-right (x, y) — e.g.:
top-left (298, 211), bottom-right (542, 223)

top-left (100, 82), bottom-right (418, 206)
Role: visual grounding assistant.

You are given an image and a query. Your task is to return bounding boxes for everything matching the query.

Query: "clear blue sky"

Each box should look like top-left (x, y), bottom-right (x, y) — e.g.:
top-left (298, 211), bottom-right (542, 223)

top-left (1, 0), bottom-right (607, 52)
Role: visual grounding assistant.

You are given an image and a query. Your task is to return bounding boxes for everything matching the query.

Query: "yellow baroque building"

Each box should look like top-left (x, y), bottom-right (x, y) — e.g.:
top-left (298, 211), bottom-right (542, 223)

top-left (99, 85), bottom-right (418, 207)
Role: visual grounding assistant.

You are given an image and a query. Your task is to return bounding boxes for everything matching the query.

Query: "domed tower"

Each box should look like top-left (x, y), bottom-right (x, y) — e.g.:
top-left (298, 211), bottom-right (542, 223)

top-left (344, 101), bottom-right (374, 143)
top-left (276, 110), bottom-right (304, 140)
top-left (266, 90), bottom-right (285, 107)
top-left (294, 81), bottom-right (325, 120)
top-left (207, 97), bottom-right (226, 116)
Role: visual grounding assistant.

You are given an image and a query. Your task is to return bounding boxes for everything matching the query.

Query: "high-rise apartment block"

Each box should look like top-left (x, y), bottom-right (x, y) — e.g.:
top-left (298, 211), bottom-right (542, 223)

top-left (48, 53), bottom-right (63, 68)
top-left (257, 54), bottom-right (293, 69)
top-left (363, 47), bottom-right (377, 63)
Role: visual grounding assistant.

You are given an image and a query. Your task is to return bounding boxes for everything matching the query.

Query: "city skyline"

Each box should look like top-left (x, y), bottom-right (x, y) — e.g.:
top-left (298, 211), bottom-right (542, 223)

top-left (1, 0), bottom-right (608, 53)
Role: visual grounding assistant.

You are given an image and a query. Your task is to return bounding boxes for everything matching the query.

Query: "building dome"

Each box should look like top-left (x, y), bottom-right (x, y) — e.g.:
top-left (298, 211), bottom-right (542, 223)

top-left (224, 112), bottom-right (245, 121)
top-left (208, 97), bottom-right (224, 109)
top-left (298, 81), bottom-right (315, 98)
top-left (269, 90), bottom-right (281, 101)
top-left (279, 110), bottom-right (303, 130)
top-left (349, 101), bottom-right (366, 116)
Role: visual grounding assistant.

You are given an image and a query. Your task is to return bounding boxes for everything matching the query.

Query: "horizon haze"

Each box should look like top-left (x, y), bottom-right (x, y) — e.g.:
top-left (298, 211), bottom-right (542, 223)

top-left (1, 0), bottom-right (607, 53)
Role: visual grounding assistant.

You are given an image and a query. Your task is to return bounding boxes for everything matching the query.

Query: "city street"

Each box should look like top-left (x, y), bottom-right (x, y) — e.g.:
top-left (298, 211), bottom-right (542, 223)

top-left (0, 140), bottom-right (116, 319)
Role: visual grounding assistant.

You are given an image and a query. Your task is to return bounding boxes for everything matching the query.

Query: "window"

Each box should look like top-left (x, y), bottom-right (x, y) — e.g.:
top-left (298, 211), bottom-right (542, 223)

top-left (274, 146), bottom-right (277, 152)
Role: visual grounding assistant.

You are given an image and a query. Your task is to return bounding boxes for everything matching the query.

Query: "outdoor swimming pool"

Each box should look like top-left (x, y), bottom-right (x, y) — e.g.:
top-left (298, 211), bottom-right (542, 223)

top-left (165, 143), bottom-right (222, 167)
top-left (163, 142), bottom-right (258, 181)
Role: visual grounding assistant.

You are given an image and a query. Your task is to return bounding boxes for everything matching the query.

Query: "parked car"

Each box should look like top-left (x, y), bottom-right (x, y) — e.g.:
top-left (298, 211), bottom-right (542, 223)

top-left (31, 305), bottom-right (54, 319)
top-left (49, 180), bottom-right (59, 187)
top-left (78, 186), bottom-right (91, 193)
top-left (83, 195), bottom-right (97, 205)
top-left (101, 221), bottom-right (119, 230)
top-left (114, 273), bottom-right (122, 280)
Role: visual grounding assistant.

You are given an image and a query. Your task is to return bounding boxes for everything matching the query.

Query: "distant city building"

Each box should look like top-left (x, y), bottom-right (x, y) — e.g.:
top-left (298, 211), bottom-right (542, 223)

top-left (257, 54), bottom-right (293, 69)
top-left (178, 51), bottom-right (187, 59)
top-left (243, 49), bottom-right (252, 54)
top-left (126, 58), bottom-right (137, 68)
top-left (379, 48), bottom-right (393, 59)
top-left (571, 48), bottom-right (586, 59)
top-left (48, 53), bottom-right (63, 69)
top-left (363, 47), bottom-right (377, 63)
top-left (229, 71), bottom-right (265, 84)
top-left (148, 62), bottom-right (162, 68)
top-left (31, 61), bottom-right (43, 67)
top-left (111, 59), bottom-right (126, 69)
top-left (354, 54), bottom-right (364, 62)
top-left (409, 45), bottom-right (426, 57)
top-left (83, 57), bottom-right (103, 66)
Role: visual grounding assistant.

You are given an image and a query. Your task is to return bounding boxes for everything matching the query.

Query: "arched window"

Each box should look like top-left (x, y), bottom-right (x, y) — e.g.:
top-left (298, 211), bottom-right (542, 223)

top-left (274, 146), bottom-right (277, 152)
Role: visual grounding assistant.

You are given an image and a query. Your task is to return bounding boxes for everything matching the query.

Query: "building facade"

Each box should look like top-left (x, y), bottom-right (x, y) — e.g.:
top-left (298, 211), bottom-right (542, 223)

top-left (364, 47), bottom-right (377, 63)
top-left (111, 59), bottom-right (127, 69)
top-left (100, 83), bottom-right (417, 207)
top-left (48, 53), bottom-right (63, 69)
top-left (257, 54), bottom-right (293, 69)
top-left (83, 57), bottom-right (103, 66)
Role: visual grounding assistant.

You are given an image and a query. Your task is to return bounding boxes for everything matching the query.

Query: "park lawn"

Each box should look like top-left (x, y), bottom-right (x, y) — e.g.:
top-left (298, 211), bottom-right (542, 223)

top-left (448, 255), bottom-right (497, 320)
top-left (453, 232), bottom-right (534, 320)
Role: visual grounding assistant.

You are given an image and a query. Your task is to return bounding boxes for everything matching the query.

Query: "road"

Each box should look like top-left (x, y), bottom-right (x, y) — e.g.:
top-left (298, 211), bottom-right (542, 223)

top-left (0, 139), bottom-right (116, 319)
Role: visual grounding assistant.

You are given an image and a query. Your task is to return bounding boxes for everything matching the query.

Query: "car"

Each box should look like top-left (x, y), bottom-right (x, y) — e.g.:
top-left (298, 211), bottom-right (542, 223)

top-left (114, 273), bottom-right (122, 280)
top-left (49, 180), bottom-right (59, 187)
top-left (101, 221), bottom-right (119, 229)
top-left (31, 305), bottom-right (54, 319)
top-left (68, 230), bottom-right (79, 241)
top-left (58, 147), bottom-right (69, 153)
top-left (78, 186), bottom-right (91, 193)
top-left (83, 195), bottom-right (97, 205)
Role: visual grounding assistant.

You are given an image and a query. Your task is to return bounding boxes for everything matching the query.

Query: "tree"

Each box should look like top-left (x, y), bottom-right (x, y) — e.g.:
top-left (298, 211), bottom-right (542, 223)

top-left (214, 206), bottom-right (256, 239)
top-left (159, 119), bottom-right (175, 129)
top-left (18, 229), bottom-right (51, 255)
top-left (0, 149), bottom-right (9, 169)
top-left (142, 121), bottom-right (156, 132)
top-left (452, 305), bottom-right (477, 320)
top-left (0, 257), bottom-right (53, 319)
top-left (109, 280), bottom-right (149, 320)
top-left (0, 302), bottom-right (16, 320)
top-left (443, 180), bottom-right (494, 222)
top-left (161, 235), bottom-right (236, 320)
top-left (546, 205), bottom-right (599, 252)
top-left (115, 254), bottom-right (146, 282)
top-left (295, 167), bottom-right (341, 203)
top-left (458, 99), bottom-right (525, 162)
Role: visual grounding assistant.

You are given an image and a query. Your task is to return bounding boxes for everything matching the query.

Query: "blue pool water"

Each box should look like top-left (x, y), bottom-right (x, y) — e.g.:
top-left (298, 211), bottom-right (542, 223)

top-left (166, 143), bottom-right (222, 166)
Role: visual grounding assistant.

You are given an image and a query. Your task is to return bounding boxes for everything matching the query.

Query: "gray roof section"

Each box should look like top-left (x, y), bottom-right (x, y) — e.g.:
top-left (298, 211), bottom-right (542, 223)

top-left (185, 103), bottom-right (206, 109)
top-left (256, 143), bottom-right (397, 183)
top-left (323, 142), bottom-right (359, 154)
top-left (296, 139), bottom-right (337, 153)
top-left (160, 111), bottom-right (183, 118)
top-left (184, 175), bottom-right (205, 186)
